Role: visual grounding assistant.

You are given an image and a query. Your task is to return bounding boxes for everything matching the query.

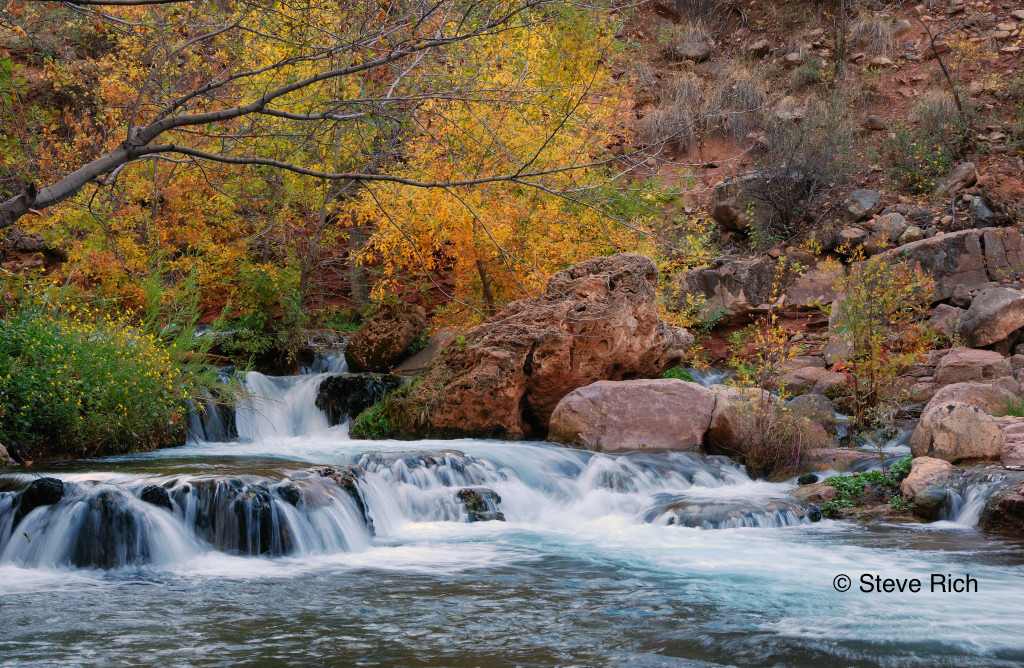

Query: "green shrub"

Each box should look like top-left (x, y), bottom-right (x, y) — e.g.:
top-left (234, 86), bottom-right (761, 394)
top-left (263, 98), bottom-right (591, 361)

top-left (351, 401), bottom-right (393, 439)
top-left (350, 383), bottom-right (415, 439)
top-left (820, 456), bottom-right (912, 517)
top-left (662, 366), bottom-right (696, 382)
top-left (884, 92), bottom-right (973, 194)
top-left (0, 305), bottom-right (192, 459)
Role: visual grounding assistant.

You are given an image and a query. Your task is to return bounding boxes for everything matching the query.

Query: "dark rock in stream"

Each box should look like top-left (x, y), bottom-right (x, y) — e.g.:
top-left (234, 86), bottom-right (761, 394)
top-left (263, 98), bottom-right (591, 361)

top-left (14, 477), bottom-right (64, 524)
top-left (455, 488), bottom-right (505, 522)
top-left (797, 473), bottom-right (819, 485)
top-left (140, 484), bottom-right (173, 511)
top-left (315, 466), bottom-right (374, 534)
top-left (316, 373), bottom-right (404, 424)
top-left (644, 494), bottom-right (811, 528)
top-left (276, 482), bottom-right (303, 507)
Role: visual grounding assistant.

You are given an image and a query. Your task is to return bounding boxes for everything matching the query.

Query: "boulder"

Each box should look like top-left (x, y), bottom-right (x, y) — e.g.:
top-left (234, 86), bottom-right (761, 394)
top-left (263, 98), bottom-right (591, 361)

top-left (864, 212), bottom-right (908, 251)
top-left (910, 402), bottom-right (1005, 463)
top-left (784, 263), bottom-right (843, 307)
top-left (644, 495), bottom-right (814, 528)
top-left (548, 379), bottom-right (715, 452)
top-left (957, 286), bottom-right (1024, 347)
top-left (846, 189), bottom-right (882, 221)
top-left (384, 254), bottom-right (692, 438)
top-left (14, 477), bottom-right (65, 526)
top-left (933, 348), bottom-right (1012, 386)
top-left (934, 161), bottom-right (977, 196)
top-left (800, 447), bottom-right (876, 472)
top-left (140, 485), bottom-right (174, 512)
top-left (455, 488), bottom-right (505, 522)
top-left (979, 480), bottom-right (1024, 534)
top-left (345, 302), bottom-right (427, 372)
top-left (780, 366), bottom-right (848, 396)
top-left (705, 386), bottom-right (833, 475)
top-left (316, 373), bottom-right (404, 424)
top-left (928, 380), bottom-right (1020, 415)
top-left (786, 394), bottom-right (838, 433)
top-left (876, 227), bottom-right (1024, 302)
top-left (664, 32), bottom-right (714, 62)
top-left (677, 256), bottom-right (776, 324)
top-left (898, 225), bottom-right (925, 244)
top-left (792, 481), bottom-right (836, 504)
top-left (899, 457), bottom-right (955, 502)
top-left (928, 304), bottom-right (964, 340)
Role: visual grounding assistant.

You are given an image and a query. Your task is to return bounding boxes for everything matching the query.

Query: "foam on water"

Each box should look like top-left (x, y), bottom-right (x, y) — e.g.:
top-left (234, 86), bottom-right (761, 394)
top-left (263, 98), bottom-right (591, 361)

top-left (5, 364), bottom-right (1024, 664)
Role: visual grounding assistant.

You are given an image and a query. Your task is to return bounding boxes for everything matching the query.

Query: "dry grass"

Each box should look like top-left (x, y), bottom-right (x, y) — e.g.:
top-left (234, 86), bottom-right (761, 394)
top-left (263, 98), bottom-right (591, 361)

top-left (659, 20), bottom-right (713, 62)
top-left (707, 63), bottom-right (768, 141)
top-left (636, 73), bottom-right (704, 150)
top-left (850, 13), bottom-right (897, 56)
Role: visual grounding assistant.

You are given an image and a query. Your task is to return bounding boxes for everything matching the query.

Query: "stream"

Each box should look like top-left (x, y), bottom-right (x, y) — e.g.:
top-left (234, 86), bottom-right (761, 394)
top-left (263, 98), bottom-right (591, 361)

top-left (2, 364), bottom-right (1024, 667)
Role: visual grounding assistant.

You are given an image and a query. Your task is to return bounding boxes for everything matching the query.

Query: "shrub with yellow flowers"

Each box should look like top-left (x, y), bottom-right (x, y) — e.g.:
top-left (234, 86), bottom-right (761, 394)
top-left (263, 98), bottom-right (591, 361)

top-left (0, 299), bottom-right (193, 460)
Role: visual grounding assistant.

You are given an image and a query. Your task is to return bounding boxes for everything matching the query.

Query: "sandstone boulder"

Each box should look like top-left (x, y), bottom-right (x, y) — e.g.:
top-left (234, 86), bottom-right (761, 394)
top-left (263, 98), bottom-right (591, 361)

top-left (705, 386), bottom-right (833, 476)
top-left (928, 380), bottom-right (1020, 415)
top-left (876, 227), bottom-right (1024, 302)
top-left (979, 479), bottom-right (1024, 535)
top-left (548, 379), bottom-right (715, 452)
top-left (792, 481), bottom-right (836, 504)
top-left (0, 442), bottom-right (15, 468)
top-left (780, 366), bottom-right (848, 396)
top-left (934, 161), bottom-right (977, 196)
top-left (345, 303), bottom-right (427, 372)
top-left (928, 304), bottom-right (964, 340)
top-left (385, 254), bottom-right (693, 438)
top-left (933, 348), bottom-right (1012, 386)
top-left (910, 401), bottom-right (1005, 463)
top-left (677, 256), bottom-right (775, 324)
top-left (899, 456), bottom-right (955, 501)
top-left (846, 189), bottom-right (882, 221)
top-left (957, 286), bottom-right (1024, 347)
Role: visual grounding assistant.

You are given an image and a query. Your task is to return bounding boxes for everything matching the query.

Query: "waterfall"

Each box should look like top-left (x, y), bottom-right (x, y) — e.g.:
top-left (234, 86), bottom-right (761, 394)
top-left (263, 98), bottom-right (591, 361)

top-left (234, 355), bottom-right (348, 441)
top-left (941, 475), bottom-right (1005, 527)
top-left (0, 359), bottom-right (821, 572)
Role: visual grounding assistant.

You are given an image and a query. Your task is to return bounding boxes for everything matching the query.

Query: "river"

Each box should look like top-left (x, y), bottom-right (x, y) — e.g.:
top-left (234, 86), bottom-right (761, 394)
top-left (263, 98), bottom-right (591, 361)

top-left (2, 366), bottom-right (1023, 667)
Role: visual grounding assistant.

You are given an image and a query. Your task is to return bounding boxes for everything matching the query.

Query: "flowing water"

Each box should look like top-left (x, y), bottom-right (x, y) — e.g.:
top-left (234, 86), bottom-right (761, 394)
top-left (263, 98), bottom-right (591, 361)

top-left (2, 367), bottom-right (1024, 667)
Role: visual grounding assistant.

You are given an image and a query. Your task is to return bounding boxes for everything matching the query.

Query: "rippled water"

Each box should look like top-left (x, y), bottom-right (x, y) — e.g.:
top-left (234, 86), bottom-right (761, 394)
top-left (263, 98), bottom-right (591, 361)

top-left (3, 370), bottom-right (1024, 666)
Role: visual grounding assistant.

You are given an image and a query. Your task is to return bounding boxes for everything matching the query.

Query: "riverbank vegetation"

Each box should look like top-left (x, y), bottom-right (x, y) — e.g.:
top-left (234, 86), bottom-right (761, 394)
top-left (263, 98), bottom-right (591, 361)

top-left (3, 0), bottom-right (1023, 464)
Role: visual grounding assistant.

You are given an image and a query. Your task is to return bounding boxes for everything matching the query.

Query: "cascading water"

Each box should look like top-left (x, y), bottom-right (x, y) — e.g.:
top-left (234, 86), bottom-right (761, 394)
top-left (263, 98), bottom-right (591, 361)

top-left (5, 367), bottom-right (1024, 666)
top-left (234, 355), bottom-right (347, 440)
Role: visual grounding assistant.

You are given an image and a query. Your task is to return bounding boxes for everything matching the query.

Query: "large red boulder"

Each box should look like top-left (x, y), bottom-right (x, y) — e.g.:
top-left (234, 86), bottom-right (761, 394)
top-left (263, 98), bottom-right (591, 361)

top-left (386, 254), bottom-right (693, 438)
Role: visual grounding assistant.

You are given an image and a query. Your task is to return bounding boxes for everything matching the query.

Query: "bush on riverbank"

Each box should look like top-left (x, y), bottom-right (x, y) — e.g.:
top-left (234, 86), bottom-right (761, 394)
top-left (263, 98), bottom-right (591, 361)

top-left (0, 300), bottom-right (200, 460)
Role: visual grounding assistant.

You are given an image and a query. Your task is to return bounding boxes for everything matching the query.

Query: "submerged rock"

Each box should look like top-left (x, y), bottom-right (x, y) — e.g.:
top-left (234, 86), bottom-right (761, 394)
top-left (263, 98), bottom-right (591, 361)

top-left (140, 484), bottom-right (173, 512)
top-left (383, 254), bottom-right (692, 439)
top-left (548, 379), bottom-right (715, 452)
top-left (316, 466), bottom-right (373, 534)
top-left (14, 477), bottom-right (64, 525)
top-left (455, 487), bottom-right (505, 522)
top-left (645, 494), bottom-right (813, 528)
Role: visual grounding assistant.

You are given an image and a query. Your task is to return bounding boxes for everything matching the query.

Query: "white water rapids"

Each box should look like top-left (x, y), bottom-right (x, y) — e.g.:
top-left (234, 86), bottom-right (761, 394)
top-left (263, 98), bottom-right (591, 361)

top-left (2, 365), bottom-right (1024, 666)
